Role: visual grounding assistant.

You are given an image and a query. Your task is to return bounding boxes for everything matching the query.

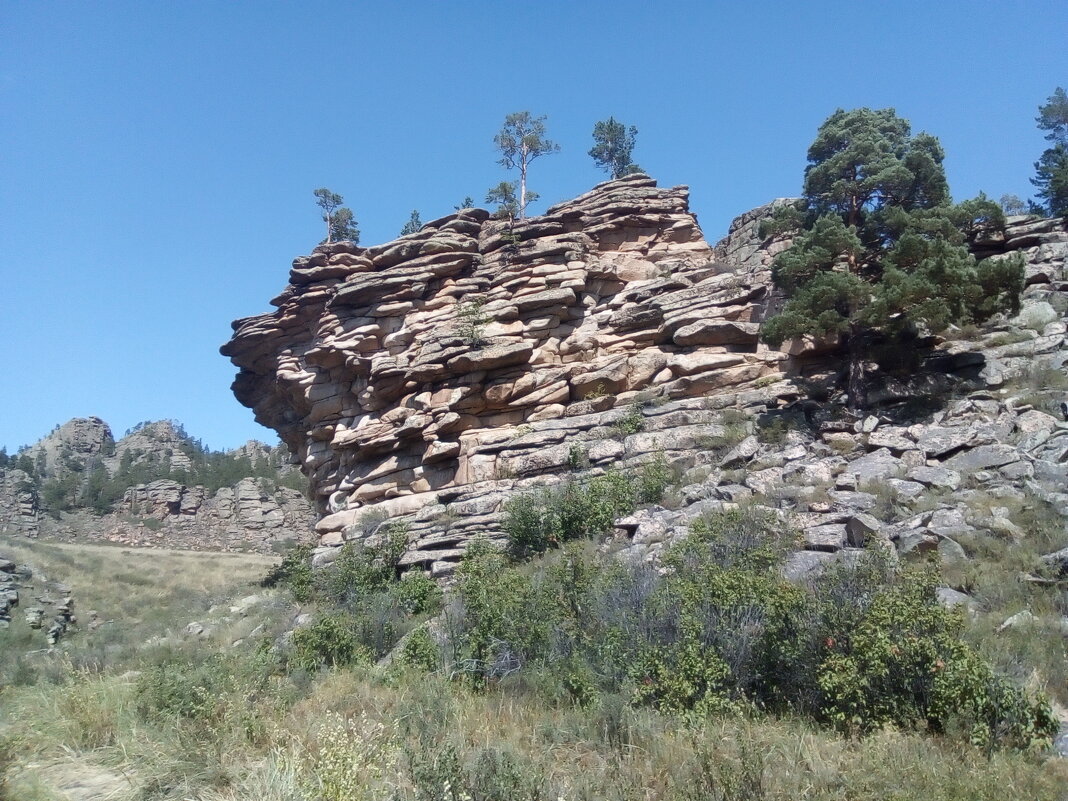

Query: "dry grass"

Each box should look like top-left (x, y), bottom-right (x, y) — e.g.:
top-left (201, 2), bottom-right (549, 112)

top-left (1, 538), bottom-right (1066, 800)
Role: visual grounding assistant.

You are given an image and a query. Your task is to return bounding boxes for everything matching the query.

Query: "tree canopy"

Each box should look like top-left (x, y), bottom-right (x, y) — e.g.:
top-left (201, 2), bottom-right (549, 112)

top-left (313, 188), bottom-right (360, 244)
top-left (400, 209), bottom-right (423, 236)
top-left (589, 117), bottom-right (641, 178)
top-left (761, 108), bottom-right (1023, 408)
top-left (1031, 88), bottom-right (1068, 217)
top-left (492, 112), bottom-right (559, 219)
top-left (485, 180), bottom-right (538, 222)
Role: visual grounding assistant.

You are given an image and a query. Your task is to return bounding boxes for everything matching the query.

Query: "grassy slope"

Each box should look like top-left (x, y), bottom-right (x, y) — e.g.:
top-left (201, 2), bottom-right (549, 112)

top-left (1, 537), bottom-right (1066, 801)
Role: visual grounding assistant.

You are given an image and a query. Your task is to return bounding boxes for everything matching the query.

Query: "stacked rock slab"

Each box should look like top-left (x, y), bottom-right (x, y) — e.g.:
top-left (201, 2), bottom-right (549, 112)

top-left (222, 176), bottom-right (800, 564)
top-left (222, 176), bottom-right (1068, 575)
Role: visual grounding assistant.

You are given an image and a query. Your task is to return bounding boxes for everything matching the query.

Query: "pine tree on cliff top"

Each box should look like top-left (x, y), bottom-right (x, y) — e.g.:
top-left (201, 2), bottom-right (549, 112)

top-left (1032, 88), bottom-right (1068, 217)
top-left (761, 108), bottom-right (1024, 409)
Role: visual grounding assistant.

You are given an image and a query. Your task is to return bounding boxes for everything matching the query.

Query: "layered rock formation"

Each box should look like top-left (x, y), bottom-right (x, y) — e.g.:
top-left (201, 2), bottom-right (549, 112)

top-left (221, 173), bottom-right (1066, 575)
top-left (0, 418), bottom-right (315, 551)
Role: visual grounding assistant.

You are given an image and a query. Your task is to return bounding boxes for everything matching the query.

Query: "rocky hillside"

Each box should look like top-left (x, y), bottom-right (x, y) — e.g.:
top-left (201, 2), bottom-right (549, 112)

top-left (222, 175), bottom-right (1067, 577)
top-left (0, 418), bottom-right (315, 552)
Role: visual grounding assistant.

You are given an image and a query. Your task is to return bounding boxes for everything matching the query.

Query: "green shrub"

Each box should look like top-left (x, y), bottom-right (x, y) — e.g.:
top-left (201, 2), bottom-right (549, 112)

top-left (456, 298), bottom-right (489, 346)
top-left (502, 465), bottom-right (668, 559)
top-left (451, 510), bottom-right (1057, 750)
top-left (566, 442), bottom-right (589, 471)
top-left (291, 613), bottom-right (371, 671)
top-left (261, 544), bottom-right (314, 601)
top-left (755, 416), bottom-right (791, 444)
top-left (392, 573), bottom-right (443, 616)
top-left (614, 404), bottom-right (646, 436)
top-left (397, 626), bottom-right (441, 673)
top-left (136, 655), bottom-right (236, 722)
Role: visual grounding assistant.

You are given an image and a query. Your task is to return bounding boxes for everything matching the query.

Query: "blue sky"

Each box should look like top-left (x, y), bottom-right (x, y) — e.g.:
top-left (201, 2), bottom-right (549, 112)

top-left (2, 1), bottom-right (1065, 451)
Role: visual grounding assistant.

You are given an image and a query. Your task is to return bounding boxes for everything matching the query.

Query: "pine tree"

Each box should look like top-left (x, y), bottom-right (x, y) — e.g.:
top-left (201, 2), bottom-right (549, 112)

top-left (313, 188), bottom-right (360, 244)
top-left (493, 112), bottom-right (559, 218)
top-left (761, 108), bottom-right (1024, 409)
top-left (589, 117), bottom-right (641, 178)
top-left (1031, 88), bottom-right (1068, 216)
top-left (400, 210), bottom-right (423, 236)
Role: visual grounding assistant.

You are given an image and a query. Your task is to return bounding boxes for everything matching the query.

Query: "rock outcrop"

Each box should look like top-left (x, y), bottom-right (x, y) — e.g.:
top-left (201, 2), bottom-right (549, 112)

top-left (22, 417), bottom-right (114, 479)
top-left (223, 176), bottom-right (1067, 575)
top-left (0, 469), bottom-right (39, 536)
top-left (0, 418), bottom-right (315, 552)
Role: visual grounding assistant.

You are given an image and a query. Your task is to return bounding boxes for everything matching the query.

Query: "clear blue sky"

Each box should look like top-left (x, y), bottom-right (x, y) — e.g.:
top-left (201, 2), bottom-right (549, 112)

top-left (2, 1), bottom-right (1065, 452)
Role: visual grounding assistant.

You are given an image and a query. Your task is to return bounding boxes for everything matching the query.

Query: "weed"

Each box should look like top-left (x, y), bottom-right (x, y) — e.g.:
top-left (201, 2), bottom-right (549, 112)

top-left (614, 404), bottom-right (645, 437)
top-left (456, 299), bottom-right (489, 347)
top-left (583, 383), bottom-right (609, 401)
top-left (566, 442), bottom-right (589, 471)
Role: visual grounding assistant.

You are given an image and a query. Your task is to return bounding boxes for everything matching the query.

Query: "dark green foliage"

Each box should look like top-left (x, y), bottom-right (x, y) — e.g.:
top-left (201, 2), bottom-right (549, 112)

top-left (1027, 87), bottom-right (1067, 216)
top-left (135, 651), bottom-right (274, 724)
top-left (1035, 86), bottom-right (1068, 146)
top-left (291, 613), bottom-right (370, 671)
top-left (1031, 143), bottom-right (1068, 217)
top-left (761, 108), bottom-right (1024, 408)
top-left (261, 544), bottom-right (314, 601)
top-left (272, 523), bottom-right (444, 671)
top-left (397, 626), bottom-right (442, 672)
top-left (450, 510), bottom-right (1056, 749)
top-left (485, 181), bottom-right (523, 221)
top-left (589, 117), bottom-right (641, 178)
top-left (313, 187), bottom-right (360, 244)
top-left (456, 298), bottom-right (489, 346)
top-left (454, 196), bottom-right (475, 210)
top-left (502, 462), bottom-right (668, 559)
top-left (400, 209), bottom-right (423, 236)
top-left (614, 404), bottom-right (645, 436)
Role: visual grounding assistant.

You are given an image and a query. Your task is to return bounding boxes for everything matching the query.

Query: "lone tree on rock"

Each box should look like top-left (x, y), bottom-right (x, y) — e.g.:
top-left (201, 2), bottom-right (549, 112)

top-left (761, 107), bottom-right (1024, 409)
top-left (492, 112), bottom-right (559, 219)
top-left (589, 117), bottom-right (642, 178)
top-left (1032, 87), bottom-right (1068, 217)
top-left (313, 188), bottom-right (360, 244)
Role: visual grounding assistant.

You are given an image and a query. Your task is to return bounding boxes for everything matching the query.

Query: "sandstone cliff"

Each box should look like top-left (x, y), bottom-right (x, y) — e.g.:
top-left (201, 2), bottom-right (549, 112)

top-left (221, 174), bottom-right (1068, 575)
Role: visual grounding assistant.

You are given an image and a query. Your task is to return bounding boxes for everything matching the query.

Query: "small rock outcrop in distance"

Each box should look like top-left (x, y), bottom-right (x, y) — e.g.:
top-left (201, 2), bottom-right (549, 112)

top-left (0, 418), bottom-right (315, 551)
top-left (22, 417), bottom-right (114, 479)
top-left (222, 175), bottom-right (1068, 576)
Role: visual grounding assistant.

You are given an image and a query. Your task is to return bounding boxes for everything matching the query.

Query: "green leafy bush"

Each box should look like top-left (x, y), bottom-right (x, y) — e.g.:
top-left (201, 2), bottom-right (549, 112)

top-left (291, 613), bottom-right (371, 671)
top-left (614, 404), bottom-right (646, 436)
top-left (397, 626), bottom-right (441, 673)
top-left (502, 463), bottom-right (669, 559)
top-left (449, 510), bottom-right (1056, 750)
top-left (274, 523), bottom-right (443, 672)
top-left (261, 544), bottom-right (314, 601)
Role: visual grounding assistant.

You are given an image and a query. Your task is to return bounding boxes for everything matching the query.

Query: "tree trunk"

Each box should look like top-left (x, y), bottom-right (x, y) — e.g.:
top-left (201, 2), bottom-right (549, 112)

top-left (519, 160), bottom-right (527, 219)
top-left (325, 212), bottom-right (333, 243)
top-left (846, 327), bottom-right (867, 411)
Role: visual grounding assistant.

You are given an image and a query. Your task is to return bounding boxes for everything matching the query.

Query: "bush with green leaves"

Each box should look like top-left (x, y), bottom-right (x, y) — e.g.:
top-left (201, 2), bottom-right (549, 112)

top-left (502, 462), bottom-right (669, 558)
top-left (134, 650), bottom-right (277, 725)
top-left (291, 613), bottom-right (372, 671)
top-left (614, 404), bottom-right (646, 436)
top-left (272, 523), bottom-right (444, 671)
top-left (449, 509), bottom-right (1056, 750)
top-left (261, 544), bottom-right (314, 601)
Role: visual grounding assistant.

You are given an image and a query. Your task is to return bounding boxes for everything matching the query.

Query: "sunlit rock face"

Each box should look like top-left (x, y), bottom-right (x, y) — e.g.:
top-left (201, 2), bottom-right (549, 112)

top-left (222, 175), bottom-right (1067, 575)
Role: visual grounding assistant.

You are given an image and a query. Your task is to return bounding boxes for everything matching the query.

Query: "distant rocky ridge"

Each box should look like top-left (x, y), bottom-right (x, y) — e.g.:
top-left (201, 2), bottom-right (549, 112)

top-left (222, 174), bottom-right (1067, 577)
top-left (0, 419), bottom-right (315, 552)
